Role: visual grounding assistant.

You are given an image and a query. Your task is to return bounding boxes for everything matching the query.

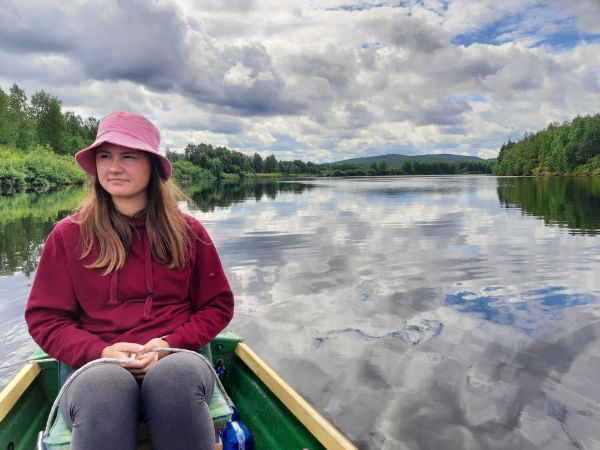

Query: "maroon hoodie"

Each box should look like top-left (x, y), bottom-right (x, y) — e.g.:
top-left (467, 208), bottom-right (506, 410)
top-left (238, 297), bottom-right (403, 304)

top-left (25, 213), bottom-right (234, 367)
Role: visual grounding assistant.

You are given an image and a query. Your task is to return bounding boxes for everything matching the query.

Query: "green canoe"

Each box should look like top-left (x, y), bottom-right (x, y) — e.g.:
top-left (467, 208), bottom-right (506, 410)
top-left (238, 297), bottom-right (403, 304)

top-left (0, 330), bottom-right (355, 450)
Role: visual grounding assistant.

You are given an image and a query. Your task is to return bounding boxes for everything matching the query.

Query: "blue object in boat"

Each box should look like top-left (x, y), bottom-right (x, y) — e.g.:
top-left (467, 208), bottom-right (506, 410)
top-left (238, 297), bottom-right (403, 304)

top-left (222, 420), bottom-right (254, 450)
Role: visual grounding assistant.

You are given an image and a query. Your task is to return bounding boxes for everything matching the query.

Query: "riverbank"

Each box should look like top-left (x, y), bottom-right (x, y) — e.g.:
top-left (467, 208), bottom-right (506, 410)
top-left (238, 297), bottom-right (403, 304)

top-left (0, 145), bottom-right (86, 194)
top-left (537, 155), bottom-right (600, 176)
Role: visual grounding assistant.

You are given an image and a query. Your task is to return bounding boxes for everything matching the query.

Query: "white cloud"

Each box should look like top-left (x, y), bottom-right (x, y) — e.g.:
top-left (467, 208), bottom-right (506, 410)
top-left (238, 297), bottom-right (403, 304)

top-left (0, 0), bottom-right (598, 162)
top-left (223, 63), bottom-right (255, 87)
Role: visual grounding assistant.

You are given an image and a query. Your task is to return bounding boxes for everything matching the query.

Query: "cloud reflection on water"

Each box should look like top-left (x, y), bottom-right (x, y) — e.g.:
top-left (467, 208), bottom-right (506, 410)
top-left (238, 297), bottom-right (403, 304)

top-left (1, 176), bottom-right (600, 449)
top-left (188, 176), bottom-right (600, 449)
top-left (446, 287), bottom-right (598, 335)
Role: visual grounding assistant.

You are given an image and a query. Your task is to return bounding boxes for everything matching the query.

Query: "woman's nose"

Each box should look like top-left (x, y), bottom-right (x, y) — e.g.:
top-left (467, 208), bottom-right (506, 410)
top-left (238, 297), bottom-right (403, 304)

top-left (108, 158), bottom-right (124, 172)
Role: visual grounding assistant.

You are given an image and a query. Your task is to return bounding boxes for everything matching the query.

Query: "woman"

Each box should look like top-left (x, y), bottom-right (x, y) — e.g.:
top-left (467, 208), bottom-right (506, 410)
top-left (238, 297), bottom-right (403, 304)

top-left (25, 111), bottom-right (234, 450)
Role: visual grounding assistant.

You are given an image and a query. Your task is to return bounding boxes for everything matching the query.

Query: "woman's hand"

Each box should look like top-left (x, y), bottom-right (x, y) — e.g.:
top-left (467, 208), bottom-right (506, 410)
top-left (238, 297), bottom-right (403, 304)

top-left (123, 338), bottom-right (171, 378)
top-left (140, 338), bottom-right (171, 360)
top-left (101, 342), bottom-right (144, 361)
top-left (101, 342), bottom-right (158, 378)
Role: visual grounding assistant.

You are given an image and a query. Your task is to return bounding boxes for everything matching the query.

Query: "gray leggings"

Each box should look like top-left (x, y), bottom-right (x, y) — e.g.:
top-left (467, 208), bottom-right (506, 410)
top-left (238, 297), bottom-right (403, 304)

top-left (59, 352), bottom-right (215, 450)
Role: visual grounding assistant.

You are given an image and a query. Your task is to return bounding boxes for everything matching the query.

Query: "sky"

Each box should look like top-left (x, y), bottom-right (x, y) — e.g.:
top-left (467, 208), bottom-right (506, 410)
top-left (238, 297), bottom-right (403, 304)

top-left (1, 0), bottom-right (599, 163)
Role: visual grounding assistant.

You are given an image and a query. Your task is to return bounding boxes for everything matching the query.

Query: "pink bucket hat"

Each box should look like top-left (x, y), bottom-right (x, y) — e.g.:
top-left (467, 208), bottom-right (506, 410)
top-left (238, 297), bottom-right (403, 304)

top-left (75, 111), bottom-right (172, 179)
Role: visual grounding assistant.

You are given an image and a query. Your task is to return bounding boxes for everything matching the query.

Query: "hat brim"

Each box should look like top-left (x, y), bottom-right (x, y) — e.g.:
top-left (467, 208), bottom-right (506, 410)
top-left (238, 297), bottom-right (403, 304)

top-left (75, 130), bottom-right (172, 179)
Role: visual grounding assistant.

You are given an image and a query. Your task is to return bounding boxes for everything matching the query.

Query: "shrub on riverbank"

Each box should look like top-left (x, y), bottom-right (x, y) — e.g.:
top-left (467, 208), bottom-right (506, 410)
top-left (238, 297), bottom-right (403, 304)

top-left (570, 155), bottom-right (600, 176)
top-left (0, 145), bottom-right (86, 194)
top-left (171, 159), bottom-right (215, 184)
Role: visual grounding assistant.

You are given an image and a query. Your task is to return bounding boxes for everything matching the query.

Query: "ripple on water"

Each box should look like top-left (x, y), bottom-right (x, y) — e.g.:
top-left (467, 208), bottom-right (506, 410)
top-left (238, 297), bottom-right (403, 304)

top-left (0, 320), bottom-right (36, 389)
top-left (317, 318), bottom-right (443, 347)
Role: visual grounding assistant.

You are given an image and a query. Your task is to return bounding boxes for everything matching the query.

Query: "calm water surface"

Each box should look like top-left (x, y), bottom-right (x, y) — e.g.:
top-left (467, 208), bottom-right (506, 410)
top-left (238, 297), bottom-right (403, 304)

top-left (1, 176), bottom-right (600, 450)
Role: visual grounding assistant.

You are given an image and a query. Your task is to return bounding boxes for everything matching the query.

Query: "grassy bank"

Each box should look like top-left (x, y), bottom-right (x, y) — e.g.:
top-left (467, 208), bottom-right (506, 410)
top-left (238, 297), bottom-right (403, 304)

top-left (0, 145), bottom-right (87, 194)
top-left (222, 172), bottom-right (284, 180)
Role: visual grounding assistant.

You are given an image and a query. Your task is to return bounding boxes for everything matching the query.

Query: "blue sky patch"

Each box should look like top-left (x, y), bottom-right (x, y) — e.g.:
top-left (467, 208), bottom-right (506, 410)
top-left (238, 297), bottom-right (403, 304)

top-left (452, 13), bottom-right (525, 46)
top-left (452, 8), bottom-right (600, 50)
top-left (536, 30), bottom-right (600, 50)
top-left (360, 42), bottom-right (384, 49)
top-left (270, 133), bottom-right (300, 152)
top-left (328, 3), bottom-right (386, 12)
top-left (448, 95), bottom-right (486, 103)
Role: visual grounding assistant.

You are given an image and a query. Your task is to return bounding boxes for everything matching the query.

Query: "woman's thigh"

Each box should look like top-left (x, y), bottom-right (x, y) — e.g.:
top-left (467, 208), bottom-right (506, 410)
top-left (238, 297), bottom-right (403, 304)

top-left (59, 363), bottom-right (140, 450)
top-left (141, 352), bottom-right (216, 450)
top-left (142, 352), bottom-right (214, 400)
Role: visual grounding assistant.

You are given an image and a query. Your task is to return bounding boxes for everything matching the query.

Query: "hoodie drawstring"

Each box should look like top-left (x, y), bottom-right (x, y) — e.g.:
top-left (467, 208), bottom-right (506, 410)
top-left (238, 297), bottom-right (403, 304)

top-left (142, 232), bottom-right (155, 321)
top-left (107, 229), bottom-right (156, 321)
top-left (108, 270), bottom-right (120, 305)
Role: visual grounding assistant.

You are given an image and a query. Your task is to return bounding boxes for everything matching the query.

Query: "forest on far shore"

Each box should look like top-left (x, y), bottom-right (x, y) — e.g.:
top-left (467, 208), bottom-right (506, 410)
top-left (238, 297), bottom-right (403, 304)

top-left (494, 114), bottom-right (600, 176)
top-left (0, 83), bottom-right (495, 193)
top-left (9, 83), bottom-right (599, 193)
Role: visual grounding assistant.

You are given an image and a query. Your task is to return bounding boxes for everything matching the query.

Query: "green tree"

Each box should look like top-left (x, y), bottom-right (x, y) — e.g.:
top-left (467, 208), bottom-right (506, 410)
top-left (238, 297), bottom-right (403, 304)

top-left (6, 84), bottom-right (30, 148)
top-left (0, 87), bottom-right (9, 144)
top-left (83, 116), bottom-right (99, 142)
top-left (63, 111), bottom-right (88, 154)
top-left (30, 90), bottom-right (65, 153)
top-left (252, 153), bottom-right (263, 173)
top-left (207, 157), bottom-right (224, 179)
top-left (263, 155), bottom-right (278, 173)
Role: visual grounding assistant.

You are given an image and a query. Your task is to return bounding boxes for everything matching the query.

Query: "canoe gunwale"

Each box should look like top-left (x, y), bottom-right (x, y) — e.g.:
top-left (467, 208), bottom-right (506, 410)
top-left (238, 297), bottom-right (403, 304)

top-left (234, 341), bottom-right (356, 450)
top-left (0, 362), bottom-right (41, 422)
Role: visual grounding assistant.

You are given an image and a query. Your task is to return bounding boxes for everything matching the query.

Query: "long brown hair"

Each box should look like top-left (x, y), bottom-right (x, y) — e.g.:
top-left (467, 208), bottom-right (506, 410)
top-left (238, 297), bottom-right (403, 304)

top-left (75, 155), bottom-right (193, 274)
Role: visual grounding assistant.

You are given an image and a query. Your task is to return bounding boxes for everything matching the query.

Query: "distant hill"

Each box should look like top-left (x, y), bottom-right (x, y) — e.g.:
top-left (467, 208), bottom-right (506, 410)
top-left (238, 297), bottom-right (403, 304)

top-left (330, 153), bottom-right (485, 166)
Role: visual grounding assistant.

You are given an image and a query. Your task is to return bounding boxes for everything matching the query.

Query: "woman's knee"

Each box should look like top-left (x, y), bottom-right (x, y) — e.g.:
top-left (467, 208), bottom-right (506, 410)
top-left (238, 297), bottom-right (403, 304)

top-left (142, 352), bottom-right (214, 400)
top-left (59, 364), bottom-right (140, 449)
top-left (70, 363), bottom-right (138, 395)
top-left (61, 363), bottom-right (140, 421)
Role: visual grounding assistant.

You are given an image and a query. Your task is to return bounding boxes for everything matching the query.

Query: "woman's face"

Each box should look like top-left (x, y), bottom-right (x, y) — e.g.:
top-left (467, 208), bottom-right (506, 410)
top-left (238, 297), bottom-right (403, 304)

top-left (95, 144), bottom-right (152, 210)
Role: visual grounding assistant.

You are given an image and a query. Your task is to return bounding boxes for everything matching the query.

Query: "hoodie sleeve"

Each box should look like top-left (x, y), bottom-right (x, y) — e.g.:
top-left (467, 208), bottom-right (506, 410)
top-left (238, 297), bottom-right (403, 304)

top-left (164, 223), bottom-right (234, 350)
top-left (25, 223), bottom-right (108, 367)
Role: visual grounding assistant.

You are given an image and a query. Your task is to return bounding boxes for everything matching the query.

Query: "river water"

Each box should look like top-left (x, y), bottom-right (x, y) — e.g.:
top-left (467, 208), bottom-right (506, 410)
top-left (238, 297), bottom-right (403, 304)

top-left (1, 176), bottom-right (600, 449)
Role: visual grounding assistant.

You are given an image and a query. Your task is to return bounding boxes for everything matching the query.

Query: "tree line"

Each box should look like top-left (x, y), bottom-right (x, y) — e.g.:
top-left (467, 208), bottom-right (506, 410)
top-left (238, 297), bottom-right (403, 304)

top-left (171, 142), bottom-right (493, 182)
top-left (321, 160), bottom-right (493, 176)
top-left (494, 114), bottom-right (600, 176)
top-left (0, 83), bottom-right (98, 154)
top-left (1, 82), bottom-right (495, 193)
top-left (0, 83), bottom-right (97, 192)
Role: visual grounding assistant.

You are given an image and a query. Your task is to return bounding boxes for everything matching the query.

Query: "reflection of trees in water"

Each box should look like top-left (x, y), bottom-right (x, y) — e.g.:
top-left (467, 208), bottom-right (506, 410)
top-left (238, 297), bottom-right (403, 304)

top-left (0, 188), bottom-right (86, 275)
top-left (497, 177), bottom-right (600, 234)
top-left (184, 179), bottom-right (316, 212)
top-left (0, 180), bottom-right (314, 275)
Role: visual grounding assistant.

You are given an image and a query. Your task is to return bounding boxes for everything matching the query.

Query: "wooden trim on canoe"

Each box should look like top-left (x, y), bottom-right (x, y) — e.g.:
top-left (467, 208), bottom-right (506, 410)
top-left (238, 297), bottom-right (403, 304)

top-left (0, 363), bottom-right (41, 422)
top-left (235, 342), bottom-right (356, 450)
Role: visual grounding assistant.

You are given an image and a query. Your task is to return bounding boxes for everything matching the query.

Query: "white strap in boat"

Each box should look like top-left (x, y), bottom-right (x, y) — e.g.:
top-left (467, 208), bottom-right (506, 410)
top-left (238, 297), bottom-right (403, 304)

top-left (231, 421), bottom-right (247, 450)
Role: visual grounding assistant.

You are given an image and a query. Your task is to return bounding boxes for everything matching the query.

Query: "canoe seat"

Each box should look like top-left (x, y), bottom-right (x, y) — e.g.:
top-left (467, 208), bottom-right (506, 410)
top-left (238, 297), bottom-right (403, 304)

top-left (40, 345), bottom-right (232, 450)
